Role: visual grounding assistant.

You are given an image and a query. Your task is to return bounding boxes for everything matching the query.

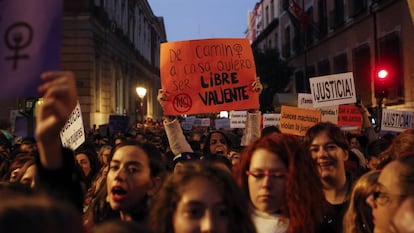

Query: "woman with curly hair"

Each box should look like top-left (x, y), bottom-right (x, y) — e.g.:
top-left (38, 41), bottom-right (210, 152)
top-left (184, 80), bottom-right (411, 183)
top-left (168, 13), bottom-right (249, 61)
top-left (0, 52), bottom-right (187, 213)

top-left (149, 161), bottom-right (256, 233)
top-left (343, 170), bottom-right (380, 233)
top-left (234, 133), bottom-right (325, 233)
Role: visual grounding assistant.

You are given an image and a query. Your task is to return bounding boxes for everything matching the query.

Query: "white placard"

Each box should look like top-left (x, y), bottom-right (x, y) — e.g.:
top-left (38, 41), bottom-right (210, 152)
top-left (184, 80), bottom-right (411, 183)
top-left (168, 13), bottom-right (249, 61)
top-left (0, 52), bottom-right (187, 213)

top-left (181, 116), bottom-right (196, 130)
top-left (263, 113), bottom-right (280, 128)
top-left (381, 109), bottom-right (414, 132)
top-left (230, 110), bottom-right (247, 128)
top-left (60, 102), bottom-right (85, 150)
top-left (215, 118), bottom-right (230, 129)
top-left (320, 106), bottom-right (339, 124)
top-left (200, 118), bottom-right (211, 127)
top-left (297, 93), bottom-right (314, 109)
top-left (310, 72), bottom-right (357, 108)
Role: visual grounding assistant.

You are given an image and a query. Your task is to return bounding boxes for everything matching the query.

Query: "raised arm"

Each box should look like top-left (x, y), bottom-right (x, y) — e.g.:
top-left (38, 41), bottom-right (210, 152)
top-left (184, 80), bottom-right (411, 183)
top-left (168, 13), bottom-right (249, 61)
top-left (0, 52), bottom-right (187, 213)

top-left (35, 71), bottom-right (83, 212)
top-left (241, 76), bottom-right (263, 146)
top-left (36, 71), bottom-right (78, 169)
top-left (157, 89), bottom-right (193, 155)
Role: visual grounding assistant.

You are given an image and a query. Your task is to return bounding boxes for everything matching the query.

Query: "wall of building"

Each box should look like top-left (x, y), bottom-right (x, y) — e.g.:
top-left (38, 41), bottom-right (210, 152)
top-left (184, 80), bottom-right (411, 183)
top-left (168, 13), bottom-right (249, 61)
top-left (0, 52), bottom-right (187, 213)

top-left (249, 0), bottom-right (414, 111)
top-left (62, 0), bottom-right (166, 129)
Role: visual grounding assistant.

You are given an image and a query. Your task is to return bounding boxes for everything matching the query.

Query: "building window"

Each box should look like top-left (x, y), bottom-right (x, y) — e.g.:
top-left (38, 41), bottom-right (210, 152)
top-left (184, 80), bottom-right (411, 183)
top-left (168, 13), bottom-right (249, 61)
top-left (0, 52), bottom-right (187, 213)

top-left (330, 0), bottom-right (345, 29)
top-left (95, 58), bottom-right (101, 112)
top-left (305, 65), bottom-right (316, 92)
top-left (306, 7), bottom-right (314, 46)
top-left (270, 0), bottom-right (274, 20)
top-left (283, 26), bottom-right (291, 58)
top-left (265, 5), bottom-right (269, 26)
top-left (333, 53), bottom-right (348, 73)
top-left (318, 0), bottom-right (328, 38)
top-left (349, 0), bottom-right (366, 17)
top-left (295, 70), bottom-right (305, 93)
top-left (293, 27), bottom-right (302, 53)
top-left (317, 59), bottom-right (331, 75)
top-left (353, 44), bottom-right (371, 103)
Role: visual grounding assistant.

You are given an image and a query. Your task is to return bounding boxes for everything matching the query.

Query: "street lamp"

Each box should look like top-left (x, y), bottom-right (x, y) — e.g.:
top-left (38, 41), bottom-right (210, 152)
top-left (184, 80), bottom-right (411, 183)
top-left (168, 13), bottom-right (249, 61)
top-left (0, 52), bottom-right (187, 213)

top-left (136, 87), bottom-right (147, 123)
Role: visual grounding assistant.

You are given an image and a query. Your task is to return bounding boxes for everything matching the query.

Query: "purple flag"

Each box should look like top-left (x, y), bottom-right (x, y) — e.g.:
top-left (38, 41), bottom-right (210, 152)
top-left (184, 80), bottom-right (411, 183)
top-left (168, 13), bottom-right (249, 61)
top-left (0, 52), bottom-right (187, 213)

top-left (0, 0), bottom-right (62, 97)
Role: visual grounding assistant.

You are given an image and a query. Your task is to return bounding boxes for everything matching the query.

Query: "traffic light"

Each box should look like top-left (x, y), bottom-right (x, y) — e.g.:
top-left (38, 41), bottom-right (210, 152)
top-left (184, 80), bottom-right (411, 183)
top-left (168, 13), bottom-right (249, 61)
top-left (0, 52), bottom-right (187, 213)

top-left (374, 68), bottom-right (389, 98)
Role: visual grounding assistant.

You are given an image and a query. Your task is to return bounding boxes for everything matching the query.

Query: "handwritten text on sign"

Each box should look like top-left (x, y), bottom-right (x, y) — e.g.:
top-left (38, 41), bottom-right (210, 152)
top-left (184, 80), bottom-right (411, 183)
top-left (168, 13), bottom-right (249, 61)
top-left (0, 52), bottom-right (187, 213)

top-left (279, 105), bottom-right (321, 136)
top-left (310, 72), bottom-right (357, 108)
top-left (160, 38), bottom-right (259, 115)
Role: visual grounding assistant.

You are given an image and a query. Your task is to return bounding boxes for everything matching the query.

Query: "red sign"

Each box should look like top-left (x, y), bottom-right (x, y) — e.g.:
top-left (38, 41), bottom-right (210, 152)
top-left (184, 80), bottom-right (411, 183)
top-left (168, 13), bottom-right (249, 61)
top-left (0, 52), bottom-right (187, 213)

top-left (337, 105), bottom-right (362, 131)
top-left (160, 38), bottom-right (259, 115)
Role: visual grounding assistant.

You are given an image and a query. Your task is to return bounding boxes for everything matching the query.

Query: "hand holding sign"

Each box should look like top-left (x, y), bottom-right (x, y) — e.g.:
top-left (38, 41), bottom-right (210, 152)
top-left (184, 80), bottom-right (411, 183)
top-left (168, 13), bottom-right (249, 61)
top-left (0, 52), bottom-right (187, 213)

top-left (157, 89), bottom-right (168, 106)
top-left (252, 76), bottom-right (263, 94)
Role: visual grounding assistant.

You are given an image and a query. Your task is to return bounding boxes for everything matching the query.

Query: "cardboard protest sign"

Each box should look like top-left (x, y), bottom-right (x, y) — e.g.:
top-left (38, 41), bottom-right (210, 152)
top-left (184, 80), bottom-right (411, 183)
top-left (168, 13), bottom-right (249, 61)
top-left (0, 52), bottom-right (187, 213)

top-left (297, 93), bottom-right (314, 109)
top-left (320, 106), bottom-right (339, 124)
top-left (230, 110), bottom-right (247, 128)
top-left (337, 105), bottom-right (362, 131)
top-left (381, 109), bottom-right (414, 132)
top-left (263, 113), bottom-right (280, 128)
top-left (297, 93), bottom-right (338, 123)
top-left (0, 0), bottom-right (62, 97)
top-left (279, 105), bottom-right (320, 136)
top-left (60, 102), bottom-right (85, 150)
top-left (310, 72), bottom-right (357, 108)
top-left (160, 38), bottom-right (259, 115)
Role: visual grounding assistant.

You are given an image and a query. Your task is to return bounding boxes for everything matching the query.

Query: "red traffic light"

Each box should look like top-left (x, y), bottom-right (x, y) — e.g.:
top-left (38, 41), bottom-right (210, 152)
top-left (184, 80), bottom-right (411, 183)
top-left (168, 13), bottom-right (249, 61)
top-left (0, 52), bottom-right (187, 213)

top-left (374, 68), bottom-right (389, 98)
top-left (377, 69), bottom-right (389, 79)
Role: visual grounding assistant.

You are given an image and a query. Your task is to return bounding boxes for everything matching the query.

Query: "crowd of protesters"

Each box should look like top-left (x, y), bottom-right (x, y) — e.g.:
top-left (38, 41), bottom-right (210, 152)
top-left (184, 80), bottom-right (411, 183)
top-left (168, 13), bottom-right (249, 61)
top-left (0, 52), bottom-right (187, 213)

top-left (0, 70), bottom-right (414, 233)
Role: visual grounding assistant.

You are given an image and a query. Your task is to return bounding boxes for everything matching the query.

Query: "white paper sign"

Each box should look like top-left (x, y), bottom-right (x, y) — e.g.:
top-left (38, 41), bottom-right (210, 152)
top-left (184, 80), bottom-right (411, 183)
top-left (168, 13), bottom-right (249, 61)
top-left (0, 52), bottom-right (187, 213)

top-left (230, 110), bottom-right (247, 128)
top-left (263, 113), bottom-right (280, 128)
top-left (181, 116), bottom-right (196, 130)
top-left (320, 106), bottom-right (339, 124)
top-left (215, 118), bottom-right (230, 129)
top-left (60, 102), bottom-right (85, 150)
top-left (297, 93), bottom-right (314, 109)
top-left (381, 109), bottom-right (414, 132)
top-left (310, 72), bottom-right (357, 108)
top-left (200, 118), bottom-right (211, 127)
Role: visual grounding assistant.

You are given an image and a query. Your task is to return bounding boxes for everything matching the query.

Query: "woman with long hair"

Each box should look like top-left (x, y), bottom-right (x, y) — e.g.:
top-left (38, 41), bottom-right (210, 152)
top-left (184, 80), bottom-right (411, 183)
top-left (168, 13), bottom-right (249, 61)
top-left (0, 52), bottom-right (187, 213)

top-left (234, 133), bottom-right (325, 233)
top-left (343, 170), bottom-right (380, 233)
top-left (149, 161), bottom-right (256, 233)
top-left (303, 122), bottom-right (354, 233)
top-left (366, 152), bottom-right (414, 233)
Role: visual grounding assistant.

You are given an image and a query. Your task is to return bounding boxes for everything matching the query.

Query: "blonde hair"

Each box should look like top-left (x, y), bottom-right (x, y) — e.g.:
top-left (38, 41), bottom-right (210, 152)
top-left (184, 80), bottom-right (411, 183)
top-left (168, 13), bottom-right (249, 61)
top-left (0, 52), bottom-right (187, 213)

top-left (343, 170), bottom-right (380, 233)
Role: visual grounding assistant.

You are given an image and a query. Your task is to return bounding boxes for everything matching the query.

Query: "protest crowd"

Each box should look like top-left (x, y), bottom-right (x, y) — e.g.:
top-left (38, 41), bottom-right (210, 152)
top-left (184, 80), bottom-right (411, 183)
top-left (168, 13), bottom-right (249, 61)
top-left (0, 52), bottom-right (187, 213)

top-left (0, 70), bottom-right (414, 233)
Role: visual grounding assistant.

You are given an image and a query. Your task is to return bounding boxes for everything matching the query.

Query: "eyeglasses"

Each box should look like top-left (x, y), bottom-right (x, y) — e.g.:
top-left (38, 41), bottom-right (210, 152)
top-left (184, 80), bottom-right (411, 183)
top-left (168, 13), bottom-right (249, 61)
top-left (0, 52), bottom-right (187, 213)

top-left (245, 170), bottom-right (288, 179)
top-left (372, 191), bottom-right (407, 206)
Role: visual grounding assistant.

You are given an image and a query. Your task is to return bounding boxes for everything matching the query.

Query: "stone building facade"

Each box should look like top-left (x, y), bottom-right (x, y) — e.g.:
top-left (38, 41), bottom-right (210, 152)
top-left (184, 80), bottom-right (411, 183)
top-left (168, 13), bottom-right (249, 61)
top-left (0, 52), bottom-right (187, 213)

top-left (248, 0), bottom-right (414, 111)
top-left (0, 0), bottom-right (166, 134)
top-left (63, 0), bottom-right (166, 128)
